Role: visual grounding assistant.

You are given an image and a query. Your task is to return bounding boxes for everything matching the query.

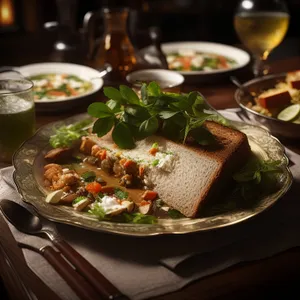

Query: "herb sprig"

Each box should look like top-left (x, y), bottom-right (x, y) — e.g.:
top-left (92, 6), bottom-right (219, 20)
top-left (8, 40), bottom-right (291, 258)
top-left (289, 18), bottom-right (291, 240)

top-left (88, 82), bottom-right (229, 149)
top-left (233, 158), bottom-right (283, 201)
top-left (49, 118), bottom-right (94, 148)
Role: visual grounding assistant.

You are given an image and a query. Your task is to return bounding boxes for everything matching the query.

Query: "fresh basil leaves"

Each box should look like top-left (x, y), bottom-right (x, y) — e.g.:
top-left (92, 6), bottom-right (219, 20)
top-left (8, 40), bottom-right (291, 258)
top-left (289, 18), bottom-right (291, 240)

top-left (88, 82), bottom-right (228, 149)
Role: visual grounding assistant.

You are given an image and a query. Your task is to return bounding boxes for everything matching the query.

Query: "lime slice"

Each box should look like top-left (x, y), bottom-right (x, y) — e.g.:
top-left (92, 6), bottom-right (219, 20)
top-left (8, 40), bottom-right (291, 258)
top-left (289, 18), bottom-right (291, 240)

top-left (277, 104), bottom-right (300, 121)
top-left (293, 115), bottom-right (300, 124)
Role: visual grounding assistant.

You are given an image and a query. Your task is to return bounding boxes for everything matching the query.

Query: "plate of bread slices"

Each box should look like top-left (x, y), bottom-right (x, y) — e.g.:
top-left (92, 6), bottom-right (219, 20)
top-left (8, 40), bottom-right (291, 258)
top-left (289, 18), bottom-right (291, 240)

top-left (13, 82), bottom-right (292, 236)
top-left (235, 71), bottom-right (300, 140)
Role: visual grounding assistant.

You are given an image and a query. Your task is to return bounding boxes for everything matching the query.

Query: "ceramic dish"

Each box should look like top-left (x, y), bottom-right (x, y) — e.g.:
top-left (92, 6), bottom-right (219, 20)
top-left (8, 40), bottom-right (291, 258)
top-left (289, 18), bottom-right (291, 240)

top-left (12, 113), bottom-right (292, 236)
top-left (15, 63), bottom-right (104, 112)
top-left (126, 69), bottom-right (184, 90)
top-left (140, 42), bottom-right (251, 82)
top-left (234, 72), bottom-right (300, 140)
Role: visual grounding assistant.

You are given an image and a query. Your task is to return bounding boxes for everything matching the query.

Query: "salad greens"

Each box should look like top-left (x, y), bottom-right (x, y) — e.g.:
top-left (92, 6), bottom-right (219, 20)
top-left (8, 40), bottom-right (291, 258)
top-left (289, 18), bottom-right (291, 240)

top-left (87, 82), bottom-right (229, 149)
top-left (233, 158), bottom-right (282, 201)
top-left (49, 118), bottom-right (93, 148)
top-left (88, 205), bottom-right (157, 224)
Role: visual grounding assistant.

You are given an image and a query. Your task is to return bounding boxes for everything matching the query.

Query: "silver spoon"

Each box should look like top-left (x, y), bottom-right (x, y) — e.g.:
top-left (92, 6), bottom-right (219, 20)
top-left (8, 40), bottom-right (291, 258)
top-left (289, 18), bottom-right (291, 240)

top-left (230, 76), bottom-right (256, 105)
top-left (0, 199), bottom-right (127, 300)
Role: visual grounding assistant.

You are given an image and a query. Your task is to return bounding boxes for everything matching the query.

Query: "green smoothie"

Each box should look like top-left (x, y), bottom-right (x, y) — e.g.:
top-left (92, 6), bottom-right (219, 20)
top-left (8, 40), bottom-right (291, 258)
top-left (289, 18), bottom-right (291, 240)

top-left (0, 95), bottom-right (35, 163)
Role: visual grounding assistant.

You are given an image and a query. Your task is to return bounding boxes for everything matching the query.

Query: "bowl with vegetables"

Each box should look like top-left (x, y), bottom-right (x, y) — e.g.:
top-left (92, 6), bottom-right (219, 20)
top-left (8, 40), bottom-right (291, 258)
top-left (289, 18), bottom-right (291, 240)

top-left (234, 71), bottom-right (300, 140)
top-left (141, 41), bottom-right (250, 82)
top-left (16, 62), bottom-right (104, 112)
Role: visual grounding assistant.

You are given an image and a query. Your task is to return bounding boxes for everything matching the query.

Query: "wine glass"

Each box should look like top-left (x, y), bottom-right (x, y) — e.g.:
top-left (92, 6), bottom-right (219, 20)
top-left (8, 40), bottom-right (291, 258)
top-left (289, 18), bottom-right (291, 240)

top-left (234, 0), bottom-right (290, 77)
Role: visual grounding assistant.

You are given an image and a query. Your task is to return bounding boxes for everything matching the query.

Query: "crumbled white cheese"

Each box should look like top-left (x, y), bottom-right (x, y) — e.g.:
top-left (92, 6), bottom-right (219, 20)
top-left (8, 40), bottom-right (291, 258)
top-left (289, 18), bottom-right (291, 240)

top-left (191, 55), bottom-right (204, 68)
top-left (167, 55), bottom-right (176, 63)
top-left (33, 79), bottom-right (48, 87)
top-left (51, 74), bottom-right (64, 88)
top-left (178, 49), bottom-right (196, 56)
top-left (93, 195), bottom-right (127, 214)
top-left (203, 66), bottom-right (213, 71)
top-left (68, 80), bottom-right (83, 89)
top-left (171, 61), bottom-right (183, 69)
top-left (155, 152), bottom-right (176, 172)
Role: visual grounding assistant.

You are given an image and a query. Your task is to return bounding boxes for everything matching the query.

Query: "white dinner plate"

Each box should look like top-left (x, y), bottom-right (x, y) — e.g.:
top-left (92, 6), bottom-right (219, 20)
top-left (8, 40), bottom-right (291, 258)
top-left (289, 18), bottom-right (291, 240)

top-left (141, 41), bottom-right (251, 82)
top-left (15, 62), bottom-right (104, 112)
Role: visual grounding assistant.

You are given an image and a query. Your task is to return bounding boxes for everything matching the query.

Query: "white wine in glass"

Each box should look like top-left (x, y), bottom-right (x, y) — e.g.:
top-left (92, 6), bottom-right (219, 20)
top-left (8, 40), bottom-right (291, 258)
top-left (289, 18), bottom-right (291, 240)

top-left (234, 0), bottom-right (290, 77)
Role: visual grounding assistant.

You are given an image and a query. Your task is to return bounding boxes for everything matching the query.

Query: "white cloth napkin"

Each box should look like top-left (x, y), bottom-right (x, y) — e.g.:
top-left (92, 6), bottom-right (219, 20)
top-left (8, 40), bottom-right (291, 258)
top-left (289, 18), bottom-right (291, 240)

top-left (0, 109), bottom-right (300, 300)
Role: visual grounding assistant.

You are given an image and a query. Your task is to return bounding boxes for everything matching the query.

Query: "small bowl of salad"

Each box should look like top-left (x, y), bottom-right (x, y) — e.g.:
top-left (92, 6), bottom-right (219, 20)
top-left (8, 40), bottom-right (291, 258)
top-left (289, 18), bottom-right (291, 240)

top-left (15, 62), bottom-right (104, 112)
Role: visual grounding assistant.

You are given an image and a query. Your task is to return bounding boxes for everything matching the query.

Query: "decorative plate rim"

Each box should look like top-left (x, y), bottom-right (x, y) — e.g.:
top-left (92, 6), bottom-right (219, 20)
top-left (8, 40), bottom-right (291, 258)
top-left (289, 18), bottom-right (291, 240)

top-left (12, 113), bottom-right (293, 237)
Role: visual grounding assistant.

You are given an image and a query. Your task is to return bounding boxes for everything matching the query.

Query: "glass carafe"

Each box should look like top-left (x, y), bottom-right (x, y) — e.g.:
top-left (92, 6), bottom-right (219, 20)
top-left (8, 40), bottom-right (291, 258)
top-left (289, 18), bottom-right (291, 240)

top-left (84, 7), bottom-right (138, 82)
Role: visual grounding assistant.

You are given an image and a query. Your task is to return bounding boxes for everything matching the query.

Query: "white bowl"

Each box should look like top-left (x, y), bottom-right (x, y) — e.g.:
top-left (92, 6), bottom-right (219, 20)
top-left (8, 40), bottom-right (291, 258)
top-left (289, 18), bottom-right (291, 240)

top-left (126, 69), bottom-right (184, 89)
top-left (15, 62), bottom-right (104, 112)
top-left (140, 41), bottom-right (251, 82)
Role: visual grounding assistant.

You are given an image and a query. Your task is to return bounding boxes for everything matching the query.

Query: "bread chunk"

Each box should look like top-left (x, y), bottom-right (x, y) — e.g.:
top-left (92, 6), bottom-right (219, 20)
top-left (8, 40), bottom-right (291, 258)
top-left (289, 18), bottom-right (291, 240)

top-left (86, 121), bottom-right (251, 218)
top-left (287, 70), bottom-right (300, 89)
top-left (257, 90), bottom-right (291, 110)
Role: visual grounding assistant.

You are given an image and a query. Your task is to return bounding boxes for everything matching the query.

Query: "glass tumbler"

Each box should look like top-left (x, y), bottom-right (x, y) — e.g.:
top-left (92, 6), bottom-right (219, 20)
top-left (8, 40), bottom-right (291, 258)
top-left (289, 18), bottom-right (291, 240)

top-left (0, 72), bottom-right (35, 163)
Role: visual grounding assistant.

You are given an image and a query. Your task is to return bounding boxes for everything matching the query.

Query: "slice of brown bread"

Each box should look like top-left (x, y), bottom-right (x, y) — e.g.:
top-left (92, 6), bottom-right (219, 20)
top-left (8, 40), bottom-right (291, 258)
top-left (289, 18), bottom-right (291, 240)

top-left (87, 121), bottom-right (251, 218)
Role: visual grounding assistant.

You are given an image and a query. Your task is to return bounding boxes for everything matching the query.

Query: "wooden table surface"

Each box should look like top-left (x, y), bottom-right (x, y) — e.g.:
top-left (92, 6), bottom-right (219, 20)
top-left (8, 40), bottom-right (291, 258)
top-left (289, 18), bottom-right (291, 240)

top-left (1, 51), bottom-right (300, 299)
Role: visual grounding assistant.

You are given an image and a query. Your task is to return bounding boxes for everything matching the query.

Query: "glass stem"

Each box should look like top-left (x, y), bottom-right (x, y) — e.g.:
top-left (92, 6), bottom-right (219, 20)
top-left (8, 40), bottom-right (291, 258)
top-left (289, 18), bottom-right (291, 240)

top-left (253, 55), bottom-right (269, 77)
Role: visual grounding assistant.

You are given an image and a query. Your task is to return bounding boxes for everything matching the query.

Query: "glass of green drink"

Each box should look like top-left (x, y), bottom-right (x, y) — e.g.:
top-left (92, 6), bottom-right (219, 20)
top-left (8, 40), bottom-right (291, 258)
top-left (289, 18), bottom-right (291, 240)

top-left (0, 73), bottom-right (35, 164)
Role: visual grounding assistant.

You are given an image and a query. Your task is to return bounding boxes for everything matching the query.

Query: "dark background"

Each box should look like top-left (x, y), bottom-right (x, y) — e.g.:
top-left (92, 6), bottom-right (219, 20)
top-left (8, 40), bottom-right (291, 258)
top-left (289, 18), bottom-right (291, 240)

top-left (0, 0), bottom-right (300, 66)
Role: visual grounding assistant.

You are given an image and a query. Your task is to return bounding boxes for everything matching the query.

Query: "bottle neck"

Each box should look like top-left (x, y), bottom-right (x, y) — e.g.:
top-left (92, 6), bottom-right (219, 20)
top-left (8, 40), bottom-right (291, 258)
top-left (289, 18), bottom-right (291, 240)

top-left (104, 11), bottom-right (129, 33)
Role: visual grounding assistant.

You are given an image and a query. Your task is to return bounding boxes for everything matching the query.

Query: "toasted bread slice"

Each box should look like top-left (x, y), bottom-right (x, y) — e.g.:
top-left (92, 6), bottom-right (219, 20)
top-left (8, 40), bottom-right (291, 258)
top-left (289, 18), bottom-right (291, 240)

top-left (85, 121), bottom-right (251, 218)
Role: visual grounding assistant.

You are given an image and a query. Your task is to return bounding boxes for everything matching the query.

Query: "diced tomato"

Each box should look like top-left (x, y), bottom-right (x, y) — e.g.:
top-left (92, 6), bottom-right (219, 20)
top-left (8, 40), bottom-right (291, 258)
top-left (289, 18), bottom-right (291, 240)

top-left (139, 165), bottom-right (145, 177)
top-left (119, 158), bottom-right (127, 166)
top-left (68, 86), bottom-right (78, 96)
top-left (47, 90), bottom-right (66, 97)
top-left (124, 159), bottom-right (136, 168)
top-left (218, 56), bottom-right (228, 69)
top-left (85, 182), bottom-right (102, 194)
top-left (182, 57), bottom-right (192, 70)
top-left (142, 190), bottom-right (158, 201)
top-left (140, 200), bottom-right (150, 206)
top-left (98, 149), bottom-right (107, 161)
top-left (149, 147), bottom-right (158, 156)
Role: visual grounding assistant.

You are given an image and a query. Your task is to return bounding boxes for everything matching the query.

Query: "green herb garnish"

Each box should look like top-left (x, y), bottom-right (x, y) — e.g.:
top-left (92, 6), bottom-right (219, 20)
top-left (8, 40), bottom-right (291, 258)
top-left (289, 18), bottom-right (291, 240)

top-left (87, 82), bottom-right (228, 149)
top-left (49, 118), bottom-right (93, 148)
top-left (168, 209), bottom-right (184, 219)
top-left (72, 196), bottom-right (87, 205)
top-left (88, 204), bottom-right (106, 220)
top-left (114, 188), bottom-right (128, 199)
top-left (152, 159), bottom-right (159, 166)
top-left (123, 213), bottom-right (157, 224)
top-left (155, 199), bottom-right (164, 208)
top-left (81, 171), bottom-right (96, 182)
top-left (233, 158), bottom-right (282, 201)
top-left (233, 159), bottom-right (282, 184)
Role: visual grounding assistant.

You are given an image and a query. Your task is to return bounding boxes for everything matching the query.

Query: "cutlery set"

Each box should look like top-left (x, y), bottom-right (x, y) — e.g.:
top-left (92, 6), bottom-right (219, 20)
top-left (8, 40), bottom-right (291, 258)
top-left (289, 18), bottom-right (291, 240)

top-left (0, 199), bottom-right (129, 300)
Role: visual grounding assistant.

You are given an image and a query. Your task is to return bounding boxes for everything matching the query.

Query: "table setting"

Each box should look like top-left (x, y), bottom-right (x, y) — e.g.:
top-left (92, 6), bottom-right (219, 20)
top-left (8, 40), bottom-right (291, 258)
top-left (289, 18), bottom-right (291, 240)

top-left (1, 0), bottom-right (300, 299)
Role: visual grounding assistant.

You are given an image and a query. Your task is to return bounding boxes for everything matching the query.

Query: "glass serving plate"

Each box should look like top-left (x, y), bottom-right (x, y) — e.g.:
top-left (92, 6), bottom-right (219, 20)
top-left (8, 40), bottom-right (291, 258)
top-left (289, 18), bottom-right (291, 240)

top-left (13, 113), bottom-right (293, 236)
